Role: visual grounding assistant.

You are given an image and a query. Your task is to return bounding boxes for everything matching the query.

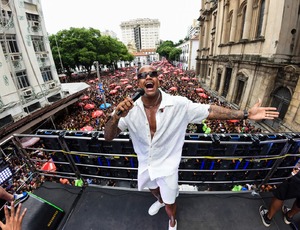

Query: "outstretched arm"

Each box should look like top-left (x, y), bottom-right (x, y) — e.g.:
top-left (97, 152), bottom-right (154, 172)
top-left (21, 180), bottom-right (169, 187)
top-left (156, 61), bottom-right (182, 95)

top-left (207, 99), bottom-right (279, 121)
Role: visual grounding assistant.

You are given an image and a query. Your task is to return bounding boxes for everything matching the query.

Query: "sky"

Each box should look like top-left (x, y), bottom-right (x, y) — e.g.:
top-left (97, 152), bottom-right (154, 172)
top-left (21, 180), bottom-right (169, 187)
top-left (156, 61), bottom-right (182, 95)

top-left (41, 0), bottom-right (201, 43)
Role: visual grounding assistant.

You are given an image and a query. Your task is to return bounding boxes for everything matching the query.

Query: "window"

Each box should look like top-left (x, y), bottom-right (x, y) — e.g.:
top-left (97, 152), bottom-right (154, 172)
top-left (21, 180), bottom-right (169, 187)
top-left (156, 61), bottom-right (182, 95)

top-left (31, 36), bottom-right (45, 52)
top-left (222, 68), bottom-right (232, 97)
top-left (234, 79), bottom-right (245, 105)
top-left (256, 0), bottom-right (265, 37)
top-left (240, 6), bottom-right (247, 40)
top-left (0, 35), bottom-right (19, 54)
top-left (226, 11), bottom-right (233, 42)
top-left (271, 87), bottom-right (291, 120)
top-left (215, 72), bottom-right (222, 92)
top-left (16, 71), bottom-right (30, 89)
top-left (41, 67), bottom-right (53, 82)
top-left (0, 9), bottom-right (12, 27)
top-left (26, 13), bottom-right (39, 22)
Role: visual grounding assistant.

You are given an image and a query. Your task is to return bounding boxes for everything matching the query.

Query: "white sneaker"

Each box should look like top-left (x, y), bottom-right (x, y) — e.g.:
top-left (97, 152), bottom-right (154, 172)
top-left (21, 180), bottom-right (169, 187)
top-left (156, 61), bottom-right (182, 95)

top-left (169, 220), bottom-right (177, 230)
top-left (148, 200), bottom-right (165, 216)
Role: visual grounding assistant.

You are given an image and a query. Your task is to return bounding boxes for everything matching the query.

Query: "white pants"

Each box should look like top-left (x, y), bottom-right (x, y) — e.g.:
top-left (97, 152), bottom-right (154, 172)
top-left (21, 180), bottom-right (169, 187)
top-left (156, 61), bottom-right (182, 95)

top-left (138, 170), bottom-right (179, 204)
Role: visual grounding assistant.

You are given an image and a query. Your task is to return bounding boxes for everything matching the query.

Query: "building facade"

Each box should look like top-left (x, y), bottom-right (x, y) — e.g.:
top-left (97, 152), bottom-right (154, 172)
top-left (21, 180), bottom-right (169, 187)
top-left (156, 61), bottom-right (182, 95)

top-left (196, 0), bottom-right (300, 132)
top-left (120, 18), bottom-right (160, 51)
top-left (176, 36), bottom-right (199, 71)
top-left (0, 0), bottom-right (62, 127)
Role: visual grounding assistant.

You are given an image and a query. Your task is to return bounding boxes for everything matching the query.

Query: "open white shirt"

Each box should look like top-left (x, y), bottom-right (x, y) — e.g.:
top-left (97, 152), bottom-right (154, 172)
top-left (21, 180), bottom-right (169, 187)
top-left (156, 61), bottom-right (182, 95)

top-left (118, 89), bottom-right (210, 180)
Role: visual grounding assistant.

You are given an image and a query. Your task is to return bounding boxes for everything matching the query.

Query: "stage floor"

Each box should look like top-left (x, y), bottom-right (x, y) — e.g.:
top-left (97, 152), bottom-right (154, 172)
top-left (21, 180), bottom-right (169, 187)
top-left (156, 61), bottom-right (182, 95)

top-left (30, 182), bottom-right (298, 230)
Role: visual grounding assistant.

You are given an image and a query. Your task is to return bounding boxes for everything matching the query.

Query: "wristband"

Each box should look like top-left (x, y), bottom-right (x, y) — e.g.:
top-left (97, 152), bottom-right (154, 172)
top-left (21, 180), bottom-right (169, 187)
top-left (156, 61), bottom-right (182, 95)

top-left (243, 110), bottom-right (248, 120)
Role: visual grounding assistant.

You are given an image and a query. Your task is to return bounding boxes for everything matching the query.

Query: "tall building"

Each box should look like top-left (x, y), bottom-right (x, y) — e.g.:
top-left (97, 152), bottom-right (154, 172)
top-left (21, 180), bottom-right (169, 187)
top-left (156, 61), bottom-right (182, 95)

top-left (120, 18), bottom-right (160, 51)
top-left (187, 19), bottom-right (200, 39)
top-left (101, 30), bottom-right (118, 39)
top-left (0, 0), bottom-right (87, 134)
top-left (196, 0), bottom-right (300, 132)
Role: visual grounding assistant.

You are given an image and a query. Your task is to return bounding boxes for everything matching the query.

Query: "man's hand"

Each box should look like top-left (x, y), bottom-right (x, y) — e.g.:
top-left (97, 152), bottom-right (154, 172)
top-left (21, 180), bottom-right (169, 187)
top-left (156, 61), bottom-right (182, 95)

top-left (115, 97), bottom-right (134, 118)
top-left (248, 99), bottom-right (279, 121)
top-left (0, 202), bottom-right (27, 230)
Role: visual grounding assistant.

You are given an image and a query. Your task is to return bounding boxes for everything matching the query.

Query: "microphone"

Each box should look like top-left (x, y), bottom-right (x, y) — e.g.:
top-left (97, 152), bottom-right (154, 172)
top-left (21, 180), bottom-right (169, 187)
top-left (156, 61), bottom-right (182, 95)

top-left (117, 88), bottom-right (145, 116)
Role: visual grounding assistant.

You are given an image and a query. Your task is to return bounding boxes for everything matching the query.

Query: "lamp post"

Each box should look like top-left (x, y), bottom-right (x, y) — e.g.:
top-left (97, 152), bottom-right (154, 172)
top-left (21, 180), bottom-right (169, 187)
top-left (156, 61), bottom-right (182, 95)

top-left (54, 35), bottom-right (64, 74)
top-left (94, 61), bottom-right (107, 108)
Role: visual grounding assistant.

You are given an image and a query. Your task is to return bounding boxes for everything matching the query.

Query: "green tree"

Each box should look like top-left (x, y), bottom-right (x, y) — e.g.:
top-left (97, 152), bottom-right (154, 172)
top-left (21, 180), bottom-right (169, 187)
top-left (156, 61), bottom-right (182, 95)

top-left (49, 27), bottom-right (133, 75)
top-left (156, 40), bottom-right (184, 62)
top-left (169, 48), bottom-right (182, 61)
top-left (97, 36), bottom-right (134, 69)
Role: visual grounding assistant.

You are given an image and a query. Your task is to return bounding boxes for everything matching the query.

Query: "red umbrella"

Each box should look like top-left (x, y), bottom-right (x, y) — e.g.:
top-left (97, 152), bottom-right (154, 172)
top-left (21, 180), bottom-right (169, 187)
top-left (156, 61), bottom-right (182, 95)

top-left (80, 125), bottom-right (94, 131)
top-left (169, 87), bottom-right (177, 91)
top-left (80, 95), bottom-right (89, 100)
top-left (196, 88), bottom-right (204, 93)
top-left (84, 103), bottom-right (95, 110)
top-left (92, 110), bottom-right (104, 118)
top-left (181, 77), bottom-right (189, 81)
top-left (198, 93), bottom-right (208, 99)
top-left (115, 85), bottom-right (121, 89)
top-left (109, 83), bottom-right (116, 88)
top-left (125, 85), bottom-right (133, 89)
top-left (41, 159), bottom-right (56, 172)
top-left (109, 89), bottom-right (118, 95)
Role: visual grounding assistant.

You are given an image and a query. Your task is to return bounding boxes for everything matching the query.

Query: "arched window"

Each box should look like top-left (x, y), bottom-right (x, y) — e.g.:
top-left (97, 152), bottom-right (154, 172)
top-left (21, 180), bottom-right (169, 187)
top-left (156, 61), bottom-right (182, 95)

top-left (271, 87), bottom-right (292, 120)
top-left (256, 0), bottom-right (265, 37)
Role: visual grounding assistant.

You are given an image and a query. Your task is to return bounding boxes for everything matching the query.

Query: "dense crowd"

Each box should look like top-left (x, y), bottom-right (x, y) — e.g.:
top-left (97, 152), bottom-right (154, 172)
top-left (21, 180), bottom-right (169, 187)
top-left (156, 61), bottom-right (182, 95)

top-left (56, 60), bottom-right (266, 134)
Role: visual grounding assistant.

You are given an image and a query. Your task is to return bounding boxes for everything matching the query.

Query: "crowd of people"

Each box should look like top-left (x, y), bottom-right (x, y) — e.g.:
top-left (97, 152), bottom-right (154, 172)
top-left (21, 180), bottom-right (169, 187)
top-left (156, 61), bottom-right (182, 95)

top-left (55, 60), bottom-right (266, 134)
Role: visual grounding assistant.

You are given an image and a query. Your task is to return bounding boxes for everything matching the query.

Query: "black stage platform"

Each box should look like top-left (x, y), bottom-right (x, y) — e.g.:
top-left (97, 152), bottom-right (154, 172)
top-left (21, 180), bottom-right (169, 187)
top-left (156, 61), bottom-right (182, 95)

top-left (28, 182), bottom-right (299, 230)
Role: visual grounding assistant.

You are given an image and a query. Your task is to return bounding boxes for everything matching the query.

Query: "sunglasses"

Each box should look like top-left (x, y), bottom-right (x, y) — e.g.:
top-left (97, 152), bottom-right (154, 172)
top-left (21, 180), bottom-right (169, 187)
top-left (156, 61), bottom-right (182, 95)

top-left (137, 71), bottom-right (158, 79)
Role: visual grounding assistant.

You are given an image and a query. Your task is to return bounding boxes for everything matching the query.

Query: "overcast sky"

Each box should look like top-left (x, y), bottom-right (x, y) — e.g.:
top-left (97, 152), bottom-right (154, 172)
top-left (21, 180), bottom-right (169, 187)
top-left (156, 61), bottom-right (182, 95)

top-left (41, 0), bottom-right (201, 43)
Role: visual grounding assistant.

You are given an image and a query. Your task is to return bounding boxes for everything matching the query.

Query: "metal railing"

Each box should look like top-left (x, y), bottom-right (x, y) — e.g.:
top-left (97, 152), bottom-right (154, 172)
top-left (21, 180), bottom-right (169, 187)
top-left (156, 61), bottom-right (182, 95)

top-left (2, 130), bottom-right (299, 193)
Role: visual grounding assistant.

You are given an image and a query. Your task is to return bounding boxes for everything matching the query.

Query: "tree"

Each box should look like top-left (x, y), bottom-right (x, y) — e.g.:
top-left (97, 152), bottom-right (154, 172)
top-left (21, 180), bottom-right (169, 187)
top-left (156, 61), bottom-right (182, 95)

top-left (49, 27), bottom-right (133, 75)
top-left (169, 48), bottom-right (182, 61)
top-left (156, 40), bottom-right (183, 61)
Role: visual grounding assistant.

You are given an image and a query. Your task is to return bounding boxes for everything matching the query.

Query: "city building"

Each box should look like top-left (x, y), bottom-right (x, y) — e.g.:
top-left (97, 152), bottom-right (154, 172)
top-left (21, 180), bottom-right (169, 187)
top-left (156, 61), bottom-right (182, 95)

top-left (101, 30), bottom-right (118, 39)
top-left (0, 0), bottom-right (88, 137)
top-left (176, 36), bottom-right (199, 71)
top-left (196, 0), bottom-right (300, 132)
top-left (187, 19), bottom-right (200, 39)
top-left (120, 18), bottom-right (160, 51)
